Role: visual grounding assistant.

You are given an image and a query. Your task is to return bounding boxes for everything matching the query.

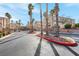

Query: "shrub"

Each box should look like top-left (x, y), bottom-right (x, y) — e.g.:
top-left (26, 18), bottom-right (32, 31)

top-left (64, 24), bottom-right (72, 29)
top-left (75, 23), bottom-right (79, 28)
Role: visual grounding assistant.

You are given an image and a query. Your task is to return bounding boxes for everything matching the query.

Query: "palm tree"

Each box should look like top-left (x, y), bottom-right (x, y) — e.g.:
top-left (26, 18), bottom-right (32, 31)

top-left (28, 4), bottom-right (34, 33)
top-left (45, 3), bottom-right (49, 36)
top-left (19, 19), bottom-right (21, 32)
top-left (16, 21), bottom-right (18, 31)
top-left (50, 9), bottom-right (55, 30)
top-left (2, 18), bottom-right (4, 36)
top-left (11, 20), bottom-right (13, 31)
top-left (5, 12), bottom-right (11, 34)
top-left (54, 3), bottom-right (59, 37)
top-left (39, 3), bottom-right (43, 36)
top-left (11, 20), bottom-right (13, 23)
top-left (43, 12), bottom-right (46, 18)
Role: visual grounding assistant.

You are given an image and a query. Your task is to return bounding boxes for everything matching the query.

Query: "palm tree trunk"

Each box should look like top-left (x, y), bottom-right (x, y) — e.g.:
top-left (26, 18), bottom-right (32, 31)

top-left (52, 15), bottom-right (54, 31)
top-left (30, 13), bottom-right (33, 32)
top-left (55, 12), bottom-right (59, 37)
top-left (55, 3), bottom-right (59, 37)
top-left (46, 3), bottom-right (49, 36)
top-left (7, 19), bottom-right (10, 34)
top-left (40, 3), bottom-right (43, 36)
top-left (2, 18), bottom-right (4, 36)
top-left (19, 23), bottom-right (20, 32)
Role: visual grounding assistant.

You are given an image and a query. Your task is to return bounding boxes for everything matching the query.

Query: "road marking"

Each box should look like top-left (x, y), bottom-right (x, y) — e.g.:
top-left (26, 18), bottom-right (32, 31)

top-left (48, 42), bottom-right (59, 56)
top-left (65, 46), bottom-right (79, 56)
top-left (40, 39), bottom-right (55, 56)
top-left (34, 39), bottom-right (42, 56)
top-left (53, 43), bottom-right (74, 56)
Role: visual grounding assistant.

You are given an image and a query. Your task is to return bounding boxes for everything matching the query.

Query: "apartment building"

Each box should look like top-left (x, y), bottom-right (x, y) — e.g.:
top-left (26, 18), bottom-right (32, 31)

top-left (33, 15), bottom-right (75, 31)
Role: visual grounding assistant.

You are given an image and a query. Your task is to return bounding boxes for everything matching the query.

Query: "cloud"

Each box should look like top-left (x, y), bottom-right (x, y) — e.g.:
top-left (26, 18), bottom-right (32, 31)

top-left (0, 3), bottom-right (41, 25)
top-left (33, 8), bottom-right (40, 14)
top-left (0, 3), bottom-right (30, 25)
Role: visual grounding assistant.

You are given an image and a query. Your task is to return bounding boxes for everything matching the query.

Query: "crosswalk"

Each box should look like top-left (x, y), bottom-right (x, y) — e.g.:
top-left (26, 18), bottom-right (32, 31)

top-left (40, 40), bottom-right (55, 56)
top-left (0, 31), bottom-right (79, 56)
top-left (35, 38), bottom-right (79, 56)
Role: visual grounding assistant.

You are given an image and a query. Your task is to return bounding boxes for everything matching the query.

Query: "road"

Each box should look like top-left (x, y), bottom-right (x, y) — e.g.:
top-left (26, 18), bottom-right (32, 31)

top-left (0, 31), bottom-right (79, 56)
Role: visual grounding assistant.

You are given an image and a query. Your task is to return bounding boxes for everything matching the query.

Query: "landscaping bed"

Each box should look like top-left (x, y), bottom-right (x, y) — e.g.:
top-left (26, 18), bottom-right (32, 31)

top-left (36, 34), bottom-right (78, 47)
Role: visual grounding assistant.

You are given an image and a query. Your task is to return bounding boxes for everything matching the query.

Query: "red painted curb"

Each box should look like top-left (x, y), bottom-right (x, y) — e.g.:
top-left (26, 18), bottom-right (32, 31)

top-left (36, 34), bottom-right (78, 47)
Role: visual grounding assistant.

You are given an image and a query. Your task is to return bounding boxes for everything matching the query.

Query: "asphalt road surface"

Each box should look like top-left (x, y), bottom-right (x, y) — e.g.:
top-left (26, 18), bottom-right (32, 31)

top-left (0, 31), bottom-right (79, 56)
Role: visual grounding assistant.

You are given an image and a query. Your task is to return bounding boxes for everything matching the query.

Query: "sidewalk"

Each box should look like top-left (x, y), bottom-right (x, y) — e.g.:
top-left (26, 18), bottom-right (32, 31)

top-left (0, 33), bottom-right (14, 41)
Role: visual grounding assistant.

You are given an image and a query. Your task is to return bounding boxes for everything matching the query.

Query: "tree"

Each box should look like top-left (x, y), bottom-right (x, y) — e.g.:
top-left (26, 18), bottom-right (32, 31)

top-left (43, 12), bottom-right (46, 18)
top-left (32, 18), bottom-right (35, 30)
top-left (28, 4), bottom-right (34, 33)
top-left (11, 20), bottom-right (13, 29)
top-left (50, 9), bottom-right (55, 30)
top-left (5, 12), bottom-right (12, 34)
top-left (45, 3), bottom-right (49, 36)
top-left (19, 19), bottom-right (21, 32)
top-left (11, 20), bottom-right (13, 24)
top-left (64, 24), bottom-right (72, 29)
top-left (16, 21), bottom-right (18, 31)
top-left (39, 4), bottom-right (43, 36)
top-left (75, 23), bottom-right (79, 28)
top-left (54, 3), bottom-right (59, 37)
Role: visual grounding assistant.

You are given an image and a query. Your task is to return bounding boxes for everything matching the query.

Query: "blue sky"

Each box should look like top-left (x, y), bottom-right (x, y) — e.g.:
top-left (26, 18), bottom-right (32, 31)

top-left (0, 3), bottom-right (79, 26)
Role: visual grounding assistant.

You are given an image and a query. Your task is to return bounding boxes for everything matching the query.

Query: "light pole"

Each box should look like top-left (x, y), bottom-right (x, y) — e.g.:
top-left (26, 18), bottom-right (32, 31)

top-left (55, 3), bottom-right (59, 37)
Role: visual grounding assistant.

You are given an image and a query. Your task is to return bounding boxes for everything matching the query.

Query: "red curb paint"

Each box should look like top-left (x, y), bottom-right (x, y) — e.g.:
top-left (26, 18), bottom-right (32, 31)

top-left (36, 34), bottom-right (78, 47)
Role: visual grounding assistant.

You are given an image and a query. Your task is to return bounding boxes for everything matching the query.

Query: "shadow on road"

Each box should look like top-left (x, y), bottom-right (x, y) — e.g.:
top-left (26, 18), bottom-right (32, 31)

top-left (34, 38), bottom-right (42, 56)
top-left (48, 42), bottom-right (59, 56)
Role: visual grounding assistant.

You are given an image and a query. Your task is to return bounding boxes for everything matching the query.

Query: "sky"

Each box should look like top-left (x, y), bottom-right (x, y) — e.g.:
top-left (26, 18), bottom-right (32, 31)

top-left (0, 3), bottom-right (79, 26)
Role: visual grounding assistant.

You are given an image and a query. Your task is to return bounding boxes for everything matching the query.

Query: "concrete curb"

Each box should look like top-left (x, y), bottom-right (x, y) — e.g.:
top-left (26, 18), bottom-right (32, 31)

top-left (0, 33), bottom-right (14, 41)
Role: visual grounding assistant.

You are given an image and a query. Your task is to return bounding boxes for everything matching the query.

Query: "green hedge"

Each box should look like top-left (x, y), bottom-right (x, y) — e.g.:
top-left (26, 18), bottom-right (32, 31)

top-left (75, 23), bottom-right (79, 28)
top-left (0, 33), bottom-right (3, 38)
top-left (64, 24), bottom-right (72, 29)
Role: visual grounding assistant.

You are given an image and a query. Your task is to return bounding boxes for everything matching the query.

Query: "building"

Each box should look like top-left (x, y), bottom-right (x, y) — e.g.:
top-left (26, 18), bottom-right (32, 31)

top-left (33, 15), bottom-right (75, 31)
top-left (0, 17), bottom-right (9, 32)
top-left (10, 23), bottom-right (16, 31)
top-left (10, 21), bottom-right (22, 32)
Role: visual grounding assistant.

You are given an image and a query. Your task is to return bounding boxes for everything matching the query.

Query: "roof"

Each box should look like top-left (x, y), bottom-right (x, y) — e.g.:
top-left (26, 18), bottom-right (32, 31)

top-left (0, 17), bottom-right (8, 20)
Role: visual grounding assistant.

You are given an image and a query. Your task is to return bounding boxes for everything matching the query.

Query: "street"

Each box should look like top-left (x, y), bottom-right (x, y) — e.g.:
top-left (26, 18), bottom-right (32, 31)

top-left (0, 31), bottom-right (79, 56)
